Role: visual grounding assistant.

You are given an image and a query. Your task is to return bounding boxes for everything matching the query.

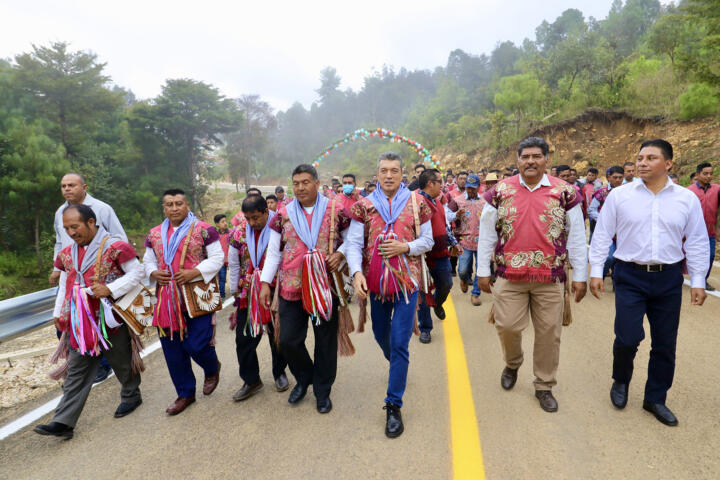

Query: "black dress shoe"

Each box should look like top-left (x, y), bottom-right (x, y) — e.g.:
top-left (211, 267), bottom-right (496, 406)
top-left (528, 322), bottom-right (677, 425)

top-left (419, 331), bottom-right (431, 344)
top-left (34, 422), bottom-right (74, 439)
top-left (275, 373), bottom-right (289, 392)
top-left (500, 367), bottom-right (518, 390)
top-left (610, 382), bottom-right (628, 409)
top-left (114, 399), bottom-right (142, 418)
top-left (384, 403), bottom-right (404, 438)
top-left (433, 306), bottom-right (446, 320)
top-left (316, 397), bottom-right (332, 414)
top-left (535, 390), bottom-right (558, 413)
top-left (643, 401), bottom-right (678, 426)
top-left (94, 364), bottom-right (112, 383)
top-left (288, 383), bottom-right (308, 404)
top-left (233, 381), bottom-right (264, 401)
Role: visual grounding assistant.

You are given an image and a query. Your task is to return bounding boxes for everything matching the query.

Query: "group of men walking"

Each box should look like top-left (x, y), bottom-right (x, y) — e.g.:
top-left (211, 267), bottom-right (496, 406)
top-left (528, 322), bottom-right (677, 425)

top-left (33, 134), bottom-right (715, 442)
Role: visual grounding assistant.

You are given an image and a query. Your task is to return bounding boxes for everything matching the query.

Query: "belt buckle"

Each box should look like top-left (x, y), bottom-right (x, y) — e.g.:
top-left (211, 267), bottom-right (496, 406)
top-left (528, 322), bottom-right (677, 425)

top-left (647, 264), bottom-right (662, 272)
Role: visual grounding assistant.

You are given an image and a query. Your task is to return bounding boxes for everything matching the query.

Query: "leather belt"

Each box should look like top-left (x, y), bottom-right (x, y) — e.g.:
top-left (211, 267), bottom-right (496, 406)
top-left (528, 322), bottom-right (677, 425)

top-left (619, 260), bottom-right (681, 272)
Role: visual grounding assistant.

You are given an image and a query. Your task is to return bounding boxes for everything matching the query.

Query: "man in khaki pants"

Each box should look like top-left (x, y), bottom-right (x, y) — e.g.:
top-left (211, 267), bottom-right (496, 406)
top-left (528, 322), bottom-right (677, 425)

top-left (477, 137), bottom-right (588, 412)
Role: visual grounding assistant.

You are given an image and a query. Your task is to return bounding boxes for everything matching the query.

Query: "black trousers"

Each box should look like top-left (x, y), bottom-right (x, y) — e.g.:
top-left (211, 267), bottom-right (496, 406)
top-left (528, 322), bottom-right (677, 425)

top-left (278, 297), bottom-right (338, 400)
top-left (235, 308), bottom-right (287, 385)
top-left (612, 261), bottom-right (683, 404)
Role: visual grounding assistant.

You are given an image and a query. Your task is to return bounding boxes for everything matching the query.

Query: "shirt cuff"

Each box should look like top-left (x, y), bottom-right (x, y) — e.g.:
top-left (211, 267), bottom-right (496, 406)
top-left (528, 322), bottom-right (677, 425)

top-left (572, 267), bottom-right (588, 282)
top-left (689, 274), bottom-right (706, 289)
top-left (476, 264), bottom-right (491, 277)
top-left (589, 264), bottom-right (605, 279)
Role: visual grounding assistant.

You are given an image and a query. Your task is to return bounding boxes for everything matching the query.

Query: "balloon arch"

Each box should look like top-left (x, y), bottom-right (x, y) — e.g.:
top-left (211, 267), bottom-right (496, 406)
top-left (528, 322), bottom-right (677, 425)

top-left (312, 128), bottom-right (440, 170)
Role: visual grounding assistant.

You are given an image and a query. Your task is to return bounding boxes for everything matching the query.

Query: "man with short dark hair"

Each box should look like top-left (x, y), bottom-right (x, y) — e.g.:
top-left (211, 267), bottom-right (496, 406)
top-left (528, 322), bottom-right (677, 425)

top-left (339, 173), bottom-right (360, 211)
top-left (416, 169), bottom-right (453, 343)
top-left (265, 194), bottom-right (278, 212)
top-left (214, 214), bottom-right (231, 299)
top-left (35, 205), bottom-right (144, 439)
top-left (687, 162), bottom-right (719, 291)
top-left (230, 188), bottom-right (263, 228)
top-left (590, 139), bottom-right (709, 427)
top-left (144, 189), bottom-right (224, 415)
top-left (408, 163), bottom-right (426, 191)
top-left (345, 152), bottom-right (433, 437)
top-left (258, 164), bottom-right (350, 414)
top-left (450, 171), bottom-right (468, 198)
top-left (478, 137), bottom-right (587, 413)
top-left (275, 186), bottom-right (290, 207)
top-left (623, 162), bottom-right (637, 184)
top-left (454, 174), bottom-right (485, 306)
top-left (569, 169), bottom-right (579, 186)
top-left (228, 195), bottom-right (289, 401)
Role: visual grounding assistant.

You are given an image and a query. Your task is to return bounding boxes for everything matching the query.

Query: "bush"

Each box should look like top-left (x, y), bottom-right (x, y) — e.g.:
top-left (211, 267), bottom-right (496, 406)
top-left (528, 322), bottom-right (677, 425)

top-left (679, 83), bottom-right (720, 120)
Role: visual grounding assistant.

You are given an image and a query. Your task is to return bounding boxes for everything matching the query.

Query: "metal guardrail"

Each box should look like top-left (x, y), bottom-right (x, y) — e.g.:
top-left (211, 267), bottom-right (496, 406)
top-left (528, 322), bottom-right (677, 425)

top-left (0, 288), bottom-right (57, 344)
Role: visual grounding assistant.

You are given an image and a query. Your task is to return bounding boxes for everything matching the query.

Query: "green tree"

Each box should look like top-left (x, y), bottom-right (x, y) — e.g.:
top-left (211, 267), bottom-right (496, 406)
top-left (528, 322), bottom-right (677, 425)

top-left (493, 73), bottom-right (545, 133)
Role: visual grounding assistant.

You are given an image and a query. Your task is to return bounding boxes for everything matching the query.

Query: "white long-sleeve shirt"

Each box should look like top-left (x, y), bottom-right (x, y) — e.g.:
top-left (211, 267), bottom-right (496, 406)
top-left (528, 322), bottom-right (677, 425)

top-left (589, 178), bottom-right (709, 288)
top-left (143, 241), bottom-right (224, 287)
top-left (476, 174), bottom-right (588, 282)
top-left (53, 193), bottom-right (127, 272)
top-left (53, 257), bottom-right (145, 318)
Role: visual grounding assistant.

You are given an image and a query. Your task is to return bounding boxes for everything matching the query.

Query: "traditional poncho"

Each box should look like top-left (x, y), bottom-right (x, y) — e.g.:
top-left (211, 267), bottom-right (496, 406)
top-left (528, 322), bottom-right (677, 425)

top-left (54, 228), bottom-right (136, 354)
top-left (349, 187), bottom-right (432, 301)
top-left (483, 174), bottom-right (581, 283)
top-left (454, 192), bottom-right (486, 251)
top-left (145, 217), bottom-right (220, 334)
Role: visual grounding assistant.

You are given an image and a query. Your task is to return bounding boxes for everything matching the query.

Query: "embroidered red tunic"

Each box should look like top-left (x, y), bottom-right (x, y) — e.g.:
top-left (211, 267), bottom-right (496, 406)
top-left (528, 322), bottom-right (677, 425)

top-left (230, 227), bottom-right (274, 309)
top-left (348, 193), bottom-right (432, 287)
top-left (454, 193), bottom-right (486, 251)
top-left (268, 199), bottom-right (350, 302)
top-left (54, 241), bottom-right (137, 333)
top-left (230, 211), bottom-right (246, 228)
top-left (145, 221), bottom-right (219, 328)
top-left (687, 182), bottom-right (720, 238)
top-left (484, 175), bottom-right (581, 283)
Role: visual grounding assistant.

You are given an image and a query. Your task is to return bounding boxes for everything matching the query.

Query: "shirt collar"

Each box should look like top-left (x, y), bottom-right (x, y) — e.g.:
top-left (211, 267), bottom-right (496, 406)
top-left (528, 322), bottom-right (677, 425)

top-left (518, 173), bottom-right (551, 192)
top-left (635, 176), bottom-right (674, 193)
top-left (418, 190), bottom-right (436, 205)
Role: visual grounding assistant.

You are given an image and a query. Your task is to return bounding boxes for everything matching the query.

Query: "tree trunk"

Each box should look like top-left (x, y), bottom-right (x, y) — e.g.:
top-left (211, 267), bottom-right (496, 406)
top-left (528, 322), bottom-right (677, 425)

top-left (34, 212), bottom-right (42, 267)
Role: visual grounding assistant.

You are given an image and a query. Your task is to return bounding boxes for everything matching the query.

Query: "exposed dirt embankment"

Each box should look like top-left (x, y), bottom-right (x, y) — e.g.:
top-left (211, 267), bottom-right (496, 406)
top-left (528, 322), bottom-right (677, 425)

top-left (436, 109), bottom-right (720, 178)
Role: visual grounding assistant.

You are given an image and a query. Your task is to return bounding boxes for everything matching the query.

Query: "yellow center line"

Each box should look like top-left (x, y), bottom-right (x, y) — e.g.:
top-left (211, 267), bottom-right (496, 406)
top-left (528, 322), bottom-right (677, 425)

top-left (443, 296), bottom-right (485, 479)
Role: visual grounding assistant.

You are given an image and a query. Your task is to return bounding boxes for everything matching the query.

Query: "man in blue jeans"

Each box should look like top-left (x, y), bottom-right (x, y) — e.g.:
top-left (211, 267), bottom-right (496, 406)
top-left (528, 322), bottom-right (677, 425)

top-left (454, 174), bottom-right (486, 306)
top-left (417, 169), bottom-right (454, 344)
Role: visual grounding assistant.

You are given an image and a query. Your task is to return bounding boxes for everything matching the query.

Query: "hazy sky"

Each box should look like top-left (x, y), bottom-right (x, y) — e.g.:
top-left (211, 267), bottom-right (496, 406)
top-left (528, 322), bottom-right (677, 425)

top-left (1, 0), bottom-right (618, 111)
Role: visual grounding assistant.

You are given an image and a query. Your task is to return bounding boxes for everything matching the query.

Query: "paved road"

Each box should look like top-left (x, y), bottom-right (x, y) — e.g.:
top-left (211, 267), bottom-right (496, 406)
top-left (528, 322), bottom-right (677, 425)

top-left (1, 274), bottom-right (719, 479)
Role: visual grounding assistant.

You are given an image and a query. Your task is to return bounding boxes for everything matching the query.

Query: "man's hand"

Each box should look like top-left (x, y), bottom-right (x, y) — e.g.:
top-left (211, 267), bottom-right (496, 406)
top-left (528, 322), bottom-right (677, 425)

top-left (151, 270), bottom-right (172, 286)
top-left (477, 276), bottom-right (493, 294)
top-left (90, 283), bottom-right (112, 299)
top-left (353, 272), bottom-right (368, 299)
top-left (327, 252), bottom-right (344, 272)
top-left (53, 317), bottom-right (61, 331)
top-left (571, 281), bottom-right (587, 303)
top-left (49, 271), bottom-right (61, 285)
top-left (381, 238), bottom-right (409, 258)
top-left (174, 268), bottom-right (201, 286)
top-left (589, 277), bottom-right (604, 299)
top-left (691, 288), bottom-right (707, 306)
top-left (456, 208), bottom-right (466, 219)
top-left (259, 282), bottom-right (272, 308)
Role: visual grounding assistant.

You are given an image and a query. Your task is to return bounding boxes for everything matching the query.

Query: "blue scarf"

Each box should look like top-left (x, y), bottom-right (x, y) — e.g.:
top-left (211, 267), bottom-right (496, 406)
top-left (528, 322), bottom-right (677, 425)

top-left (160, 211), bottom-right (197, 273)
top-left (368, 183), bottom-right (411, 229)
top-left (286, 194), bottom-right (328, 250)
top-left (246, 210), bottom-right (276, 269)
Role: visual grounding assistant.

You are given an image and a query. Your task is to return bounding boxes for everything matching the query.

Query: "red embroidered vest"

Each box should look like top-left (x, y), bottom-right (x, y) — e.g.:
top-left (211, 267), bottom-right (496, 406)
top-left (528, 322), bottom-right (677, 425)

top-left (687, 183), bottom-right (720, 238)
top-left (349, 193), bottom-right (432, 288)
top-left (269, 200), bottom-right (349, 302)
top-left (454, 194), bottom-right (486, 251)
top-left (54, 241), bottom-right (137, 332)
top-left (484, 175), bottom-right (581, 283)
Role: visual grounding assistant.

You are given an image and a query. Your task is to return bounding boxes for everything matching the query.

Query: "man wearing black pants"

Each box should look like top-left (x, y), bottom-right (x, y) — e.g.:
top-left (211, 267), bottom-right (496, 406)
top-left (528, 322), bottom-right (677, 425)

top-left (590, 139), bottom-right (709, 426)
top-left (228, 195), bottom-right (289, 401)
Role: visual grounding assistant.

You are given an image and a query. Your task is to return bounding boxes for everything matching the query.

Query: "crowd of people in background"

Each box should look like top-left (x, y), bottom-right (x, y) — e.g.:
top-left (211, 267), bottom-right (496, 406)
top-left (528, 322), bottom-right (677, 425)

top-left (33, 135), bottom-right (717, 442)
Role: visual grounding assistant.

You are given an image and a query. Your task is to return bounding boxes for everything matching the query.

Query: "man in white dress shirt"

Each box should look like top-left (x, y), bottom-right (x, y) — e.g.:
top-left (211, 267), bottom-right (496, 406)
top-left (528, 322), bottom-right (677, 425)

top-left (590, 139), bottom-right (709, 427)
top-left (477, 136), bottom-right (588, 413)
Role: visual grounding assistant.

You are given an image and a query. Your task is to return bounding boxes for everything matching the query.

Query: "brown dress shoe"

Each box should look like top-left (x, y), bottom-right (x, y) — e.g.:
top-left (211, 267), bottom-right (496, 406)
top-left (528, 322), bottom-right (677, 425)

top-left (471, 295), bottom-right (482, 306)
top-left (166, 397), bottom-right (196, 415)
top-left (500, 367), bottom-right (518, 390)
top-left (203, 361), bottom-right (221, 396)
top-left (233, 381), bottom-right (263, 401)
top-left (535, 390), bottom-right (558, 412)
top-left (460, 280), bottom-right (469, 293)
